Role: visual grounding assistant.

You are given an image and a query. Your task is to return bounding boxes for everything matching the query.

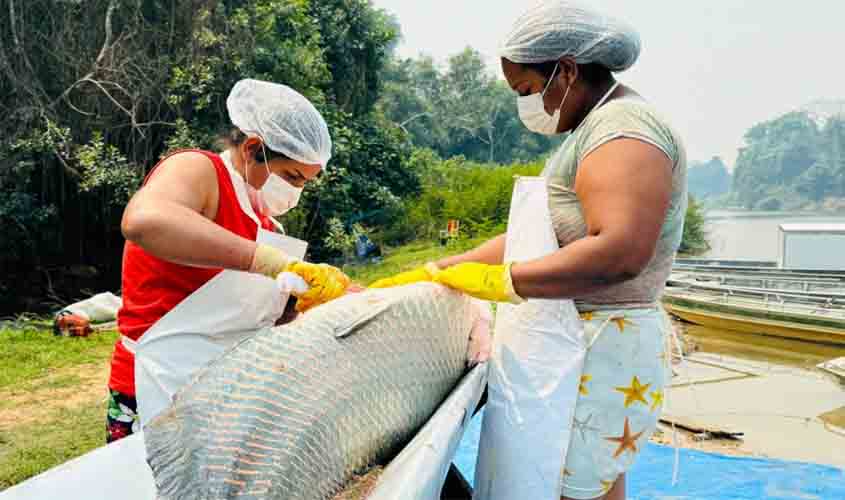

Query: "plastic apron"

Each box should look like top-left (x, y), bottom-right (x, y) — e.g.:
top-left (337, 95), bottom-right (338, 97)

top-left (123, 151), bottom-right (308, 428)
top-left (473, 177), bottom-right (587, 499)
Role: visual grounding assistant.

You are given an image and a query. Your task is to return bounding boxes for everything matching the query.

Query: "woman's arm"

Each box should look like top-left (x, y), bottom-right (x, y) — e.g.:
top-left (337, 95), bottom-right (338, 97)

top-left (121, 152), bottom-right (257, 271)
top-left (436, 234), bottom-right (507, 269)
top-left (510, 138), bottom-right (673, 299)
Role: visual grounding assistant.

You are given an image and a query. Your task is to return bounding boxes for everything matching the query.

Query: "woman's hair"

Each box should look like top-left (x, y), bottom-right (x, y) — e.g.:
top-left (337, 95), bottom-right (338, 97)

top-left (526, 60), bottom-right (613, 88)
top-left (219, 128), bottom-right (290, 163)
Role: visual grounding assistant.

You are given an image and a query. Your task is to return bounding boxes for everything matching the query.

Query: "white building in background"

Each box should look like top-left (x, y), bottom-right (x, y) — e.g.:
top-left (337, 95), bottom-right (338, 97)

top-left (778, 223), bottom-right (845, 270)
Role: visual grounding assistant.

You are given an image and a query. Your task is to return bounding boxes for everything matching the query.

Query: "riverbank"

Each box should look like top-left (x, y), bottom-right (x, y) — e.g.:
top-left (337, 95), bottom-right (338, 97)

top-left (661, 321), bottom-right (845, 466)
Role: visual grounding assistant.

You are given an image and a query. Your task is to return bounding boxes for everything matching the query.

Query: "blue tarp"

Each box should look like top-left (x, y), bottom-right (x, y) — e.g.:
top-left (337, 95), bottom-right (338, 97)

top-left (454, 413), bottom-right (845, 500)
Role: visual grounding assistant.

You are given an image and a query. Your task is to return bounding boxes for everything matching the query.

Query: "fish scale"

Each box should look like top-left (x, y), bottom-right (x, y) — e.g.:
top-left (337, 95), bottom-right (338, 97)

top-left (145, 283), bottom-right (477, 500)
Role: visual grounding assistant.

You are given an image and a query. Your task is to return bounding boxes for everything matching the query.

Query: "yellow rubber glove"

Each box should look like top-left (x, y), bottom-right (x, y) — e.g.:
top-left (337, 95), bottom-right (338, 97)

top-left (249, 244), bottom-right (351, 312)
top-left (432, 262), bottom-right (524, 304)
top-left (288, 262), bottom-right (352, 313)
top-left (369, 263), bottom-right (440, 289)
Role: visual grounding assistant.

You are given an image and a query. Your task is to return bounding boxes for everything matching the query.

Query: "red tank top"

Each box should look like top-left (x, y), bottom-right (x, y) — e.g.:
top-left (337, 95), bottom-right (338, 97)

top-left (109, 150), bottom-right (274, 395)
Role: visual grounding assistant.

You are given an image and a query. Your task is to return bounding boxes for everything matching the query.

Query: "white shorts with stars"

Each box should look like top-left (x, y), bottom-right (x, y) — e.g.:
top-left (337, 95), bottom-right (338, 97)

top-left (560, 308), bottom-right (671, 499)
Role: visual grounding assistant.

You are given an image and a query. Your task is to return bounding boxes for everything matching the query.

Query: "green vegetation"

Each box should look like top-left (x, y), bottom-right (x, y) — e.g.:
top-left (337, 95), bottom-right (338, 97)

top-left (679, 196), bottom-right (709, 256)
top-left (0, 325), bottom-right (118, 391)
top-left (0, 324), bottom-right (118, 488)
top-left (688, 156), bottom-right (731, 200)
top-left (345, 237), bottom-right (491, 285)
top-left (0, 0), bottom-right (415, 313)
top-left (0, 404), bottom-right (105, 490)
top-left (379, 48), bottom-right (565, 164)
top-left (731, 111), bottom-right (845, 211)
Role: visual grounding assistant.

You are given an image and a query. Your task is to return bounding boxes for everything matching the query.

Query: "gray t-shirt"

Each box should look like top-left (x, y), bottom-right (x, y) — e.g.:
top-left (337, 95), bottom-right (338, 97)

top-left (542, 96), bottom-right (688, 310)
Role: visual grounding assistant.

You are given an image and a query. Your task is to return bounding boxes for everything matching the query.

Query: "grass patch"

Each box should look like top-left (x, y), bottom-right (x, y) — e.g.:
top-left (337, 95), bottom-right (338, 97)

top-left (0, 326), bottom-right (118, 392)
top-left (0, 402), bottom-right (105, 490)
top-left (344, 236), bottom-right (492, 285)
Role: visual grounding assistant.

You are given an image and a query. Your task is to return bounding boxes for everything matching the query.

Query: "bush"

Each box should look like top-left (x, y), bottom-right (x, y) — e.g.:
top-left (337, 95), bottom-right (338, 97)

top-left (679, 196), bottom-right (710, 255)
top-left (384, 150), bottom-right (543, 245)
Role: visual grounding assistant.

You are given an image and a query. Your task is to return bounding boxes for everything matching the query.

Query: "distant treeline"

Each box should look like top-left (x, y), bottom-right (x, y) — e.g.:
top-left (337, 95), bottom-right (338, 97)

top-left (688, 110), bottom-right (845, 212)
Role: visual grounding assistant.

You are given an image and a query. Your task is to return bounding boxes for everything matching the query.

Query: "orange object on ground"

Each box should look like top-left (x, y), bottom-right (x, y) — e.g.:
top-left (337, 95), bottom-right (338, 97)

top-left (53, 311), bottom-right (94, 337)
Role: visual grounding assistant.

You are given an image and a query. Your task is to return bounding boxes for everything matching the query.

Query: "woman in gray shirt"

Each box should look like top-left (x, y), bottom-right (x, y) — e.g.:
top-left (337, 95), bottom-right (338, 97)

top-left (374, 2), bottom-right (686, 498)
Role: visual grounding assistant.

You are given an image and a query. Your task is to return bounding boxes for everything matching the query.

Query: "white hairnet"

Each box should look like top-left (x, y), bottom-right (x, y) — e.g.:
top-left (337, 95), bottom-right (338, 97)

top-left (227, 79), bottom-right (332, 168)
top-left (501, 1), bottom-right (641, 72)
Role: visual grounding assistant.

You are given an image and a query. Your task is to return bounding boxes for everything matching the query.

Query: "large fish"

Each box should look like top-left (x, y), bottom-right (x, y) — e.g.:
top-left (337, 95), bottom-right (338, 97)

top-left (144, 283), bottom-right (480, 500)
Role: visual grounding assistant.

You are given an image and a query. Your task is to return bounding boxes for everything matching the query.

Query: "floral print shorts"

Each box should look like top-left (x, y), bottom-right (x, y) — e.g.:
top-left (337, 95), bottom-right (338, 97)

top-left (106, 388), bottom-right (139, 443)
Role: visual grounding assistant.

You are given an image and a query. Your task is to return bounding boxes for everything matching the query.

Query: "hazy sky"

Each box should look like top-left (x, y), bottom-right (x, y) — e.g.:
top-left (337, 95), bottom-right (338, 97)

top-left (372, 1), bottom-right (845, 167)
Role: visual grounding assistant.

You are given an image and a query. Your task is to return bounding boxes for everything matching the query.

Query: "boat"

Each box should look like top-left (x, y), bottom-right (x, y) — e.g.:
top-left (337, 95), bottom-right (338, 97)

top-left (672, 264), bottom-right (845, 281)
top-left (668, 271), bottom-right (845, 299)
top-left (662, 283), bottom-right (845, 346)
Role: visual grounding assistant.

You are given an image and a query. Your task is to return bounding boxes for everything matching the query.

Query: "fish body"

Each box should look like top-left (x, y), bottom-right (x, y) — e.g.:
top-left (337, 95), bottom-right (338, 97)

top-left (144, 283), bottom-right (477, 500)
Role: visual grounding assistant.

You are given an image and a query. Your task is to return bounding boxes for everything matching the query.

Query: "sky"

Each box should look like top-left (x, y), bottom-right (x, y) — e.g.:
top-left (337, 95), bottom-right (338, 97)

top-left (372, 1), bottom-right (845, 167)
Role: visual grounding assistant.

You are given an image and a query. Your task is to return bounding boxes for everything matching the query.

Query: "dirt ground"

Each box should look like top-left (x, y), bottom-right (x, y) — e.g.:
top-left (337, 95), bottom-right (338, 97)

top-left (0, 363), bottom-right (109, 431)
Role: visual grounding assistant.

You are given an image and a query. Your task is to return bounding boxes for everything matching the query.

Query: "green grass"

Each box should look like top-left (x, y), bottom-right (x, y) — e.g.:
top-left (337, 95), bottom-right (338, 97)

top-left (344, 236), bottom-right (492, 285)
top-left (0, 325), bottom-right (118, 392)
top-left (0, 403), bottom-right (105, 490)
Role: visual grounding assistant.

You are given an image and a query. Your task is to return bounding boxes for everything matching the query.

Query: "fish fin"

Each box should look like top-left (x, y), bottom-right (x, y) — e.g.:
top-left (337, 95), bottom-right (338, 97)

top-left (334, 295), bottom-right (395, 339)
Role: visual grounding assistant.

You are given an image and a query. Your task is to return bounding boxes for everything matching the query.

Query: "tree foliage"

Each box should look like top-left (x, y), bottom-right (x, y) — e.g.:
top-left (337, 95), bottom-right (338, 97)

top-left (732, 112), bottom-right (845, 210)
top-left (0, 0), bottom-right (411, 311)
top-left (679, 196), bottom-right (709, 255)
top-left (688, 156), bottom-right (731, 200)
top-left (378, 48), bottom-right (564, 164)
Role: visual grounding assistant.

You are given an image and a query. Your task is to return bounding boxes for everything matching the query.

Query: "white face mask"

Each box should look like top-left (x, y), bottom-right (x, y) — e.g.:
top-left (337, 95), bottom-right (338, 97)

top-left (517, 62), bottom-right (570, 136)
top-left (261, 171), bottom-right (302, 216)
top-left (247, 142), bottom-right (303, 217)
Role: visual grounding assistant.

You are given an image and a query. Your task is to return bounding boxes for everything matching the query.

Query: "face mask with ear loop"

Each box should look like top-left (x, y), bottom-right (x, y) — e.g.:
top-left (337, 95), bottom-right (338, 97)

top-left (517, 63), bottom-right (621, 136)
top-left (517, 62), bottom-right (570, 136)
top-left (244, 140), bottom-right (303, 218)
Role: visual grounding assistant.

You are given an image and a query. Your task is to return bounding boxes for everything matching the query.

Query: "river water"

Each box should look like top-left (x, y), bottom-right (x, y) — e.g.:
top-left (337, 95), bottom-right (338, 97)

top-left (702, 210), bottom-right (845, 262)
top-left (671, 210), bottom-right (845, 467)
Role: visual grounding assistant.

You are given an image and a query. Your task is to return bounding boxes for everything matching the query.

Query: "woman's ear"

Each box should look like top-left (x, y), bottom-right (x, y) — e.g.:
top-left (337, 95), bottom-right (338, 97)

top-left (558, 57), bottom-right (580, 88)
top-left (241, 136), bottom-right (262, 163)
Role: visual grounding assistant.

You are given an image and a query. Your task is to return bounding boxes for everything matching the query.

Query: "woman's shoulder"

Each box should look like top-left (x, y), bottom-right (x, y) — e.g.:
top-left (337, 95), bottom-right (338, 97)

top-left (576, 96), bottom-right (682, 164)
top-left (144, 149), bottom-right (222, 187)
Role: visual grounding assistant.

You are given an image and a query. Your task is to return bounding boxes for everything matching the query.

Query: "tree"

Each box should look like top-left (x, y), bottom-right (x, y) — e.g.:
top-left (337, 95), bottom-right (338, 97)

top-left (0, 0), bottom-right (414, 312)
top-left (378, 48), bottom-right (564, 164)
top-left (731, 111), bottom-right (844, 210)
top-left (679, 196), bottom-right (709, 255)
top-left (687, 156), bottom-right (731, 200)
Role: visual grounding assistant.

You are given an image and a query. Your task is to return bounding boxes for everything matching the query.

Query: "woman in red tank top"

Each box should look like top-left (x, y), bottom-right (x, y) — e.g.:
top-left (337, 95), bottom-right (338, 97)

top-left (106, 80), bottom-right (350, 443)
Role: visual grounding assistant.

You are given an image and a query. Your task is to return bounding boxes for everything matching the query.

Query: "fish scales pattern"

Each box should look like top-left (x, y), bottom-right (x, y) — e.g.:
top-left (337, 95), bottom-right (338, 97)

top-left (145, 284), bottom-right (476, 500)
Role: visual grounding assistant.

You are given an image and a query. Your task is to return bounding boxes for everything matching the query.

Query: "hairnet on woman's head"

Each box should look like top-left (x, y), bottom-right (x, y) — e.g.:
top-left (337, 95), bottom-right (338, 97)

top-left (227, 79), bottom-right (332, 168)
top-left (501, 0), bottom-right (641, 72)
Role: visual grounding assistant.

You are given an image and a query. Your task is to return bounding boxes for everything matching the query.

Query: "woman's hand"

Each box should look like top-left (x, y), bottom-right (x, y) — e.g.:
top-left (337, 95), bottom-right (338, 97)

top-left (369, 263), bottom-right (440, 289)
top-left (432, 262), bottom-right (523, 304)
top-left (288, 262), bottom-right (352, 312)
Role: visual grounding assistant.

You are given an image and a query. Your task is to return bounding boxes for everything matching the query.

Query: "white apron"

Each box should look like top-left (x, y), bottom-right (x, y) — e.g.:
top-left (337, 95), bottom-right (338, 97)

top-left (473, 177), bottom-right (587, 499)
top-left (123, 151), bottom-right (307, 428)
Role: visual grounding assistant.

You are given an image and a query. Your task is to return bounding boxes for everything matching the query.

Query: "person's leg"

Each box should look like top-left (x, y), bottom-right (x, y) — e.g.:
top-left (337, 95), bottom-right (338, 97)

top-left (603, 473), bottom-right (625, 500)
top-left (561, 309), bottom-right (668, 500)
top-left (106, 388), bottom-right (139, 443)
